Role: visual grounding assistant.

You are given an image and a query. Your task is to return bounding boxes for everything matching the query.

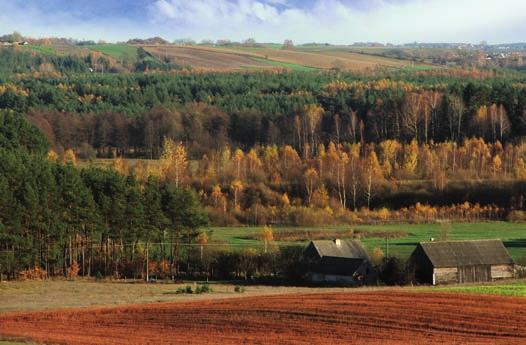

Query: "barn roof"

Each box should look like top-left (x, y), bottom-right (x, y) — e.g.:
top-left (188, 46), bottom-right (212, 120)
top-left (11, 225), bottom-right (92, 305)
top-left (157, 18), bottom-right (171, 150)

top-left (306, 239), bottom-right (371, 276)
top-left (310, 239), bottom-right (370, 260)
top-left (419, 239), bottom-right (514, 268)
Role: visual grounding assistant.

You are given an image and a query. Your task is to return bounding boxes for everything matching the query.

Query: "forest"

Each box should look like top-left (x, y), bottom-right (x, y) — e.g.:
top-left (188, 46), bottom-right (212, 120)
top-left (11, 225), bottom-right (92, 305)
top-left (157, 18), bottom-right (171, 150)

top-left (2, 45), bottom-right (526, 279)
top-left (0, 111), bottom-right (208, 280)
top-left (4, 70), bottom-right (525, 158)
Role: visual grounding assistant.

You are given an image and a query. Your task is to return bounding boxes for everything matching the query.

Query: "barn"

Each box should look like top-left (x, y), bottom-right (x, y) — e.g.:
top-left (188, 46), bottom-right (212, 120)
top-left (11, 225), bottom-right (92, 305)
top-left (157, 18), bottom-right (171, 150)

top-left (303, 239), bottom-right (377, 285)
top-left (407, 239), bottom-right (515, 285)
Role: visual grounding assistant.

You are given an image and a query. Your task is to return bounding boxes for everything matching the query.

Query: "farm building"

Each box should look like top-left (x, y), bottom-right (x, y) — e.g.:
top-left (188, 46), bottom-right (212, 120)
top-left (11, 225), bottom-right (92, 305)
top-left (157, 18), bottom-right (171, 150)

top-left (303, 239), bottom-right (377, 285)
top-left (407, 239), bottom-right (515, 285)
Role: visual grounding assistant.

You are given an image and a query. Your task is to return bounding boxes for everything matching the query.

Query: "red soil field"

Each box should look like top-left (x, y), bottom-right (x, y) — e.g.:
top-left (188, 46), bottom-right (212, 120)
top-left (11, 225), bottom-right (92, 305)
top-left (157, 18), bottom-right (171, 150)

top-left (1, 291), bottom-right (525, 345)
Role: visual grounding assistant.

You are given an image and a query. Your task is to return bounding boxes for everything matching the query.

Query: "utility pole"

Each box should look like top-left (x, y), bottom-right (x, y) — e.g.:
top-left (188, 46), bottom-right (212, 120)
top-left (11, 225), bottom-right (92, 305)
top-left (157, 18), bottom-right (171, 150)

top-left (145, 242), bottom-right (149, 282)
top-left (385, 236), bottom-right (389, 258)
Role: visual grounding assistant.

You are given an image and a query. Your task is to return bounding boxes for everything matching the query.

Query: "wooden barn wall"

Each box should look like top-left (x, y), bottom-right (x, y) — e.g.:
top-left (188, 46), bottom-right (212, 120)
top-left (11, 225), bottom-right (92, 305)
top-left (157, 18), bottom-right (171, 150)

top-left (458, 265), bottom-right (491, 283)
top-left (433, 267), bottom-right (458, 285)
top-left (433, 264), bottom-right (514, 285)
top-left (407, 246), bottom-right (434, 284)
top-left (491, 265), bottom-right (514, 280)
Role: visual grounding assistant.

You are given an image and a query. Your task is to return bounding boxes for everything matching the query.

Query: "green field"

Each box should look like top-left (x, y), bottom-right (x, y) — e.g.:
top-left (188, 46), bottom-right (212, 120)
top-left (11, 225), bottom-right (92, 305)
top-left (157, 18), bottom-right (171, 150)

top-left (86, 44), bottom-right (138, 60)
top-left (209, 222), bottom-right (526, 263)
top-left (437, 280), bottom-right (526, 297)
top-left (253, 57), bottom-right (320, 72)
top-left (20, 44), bottom-right (56, 56)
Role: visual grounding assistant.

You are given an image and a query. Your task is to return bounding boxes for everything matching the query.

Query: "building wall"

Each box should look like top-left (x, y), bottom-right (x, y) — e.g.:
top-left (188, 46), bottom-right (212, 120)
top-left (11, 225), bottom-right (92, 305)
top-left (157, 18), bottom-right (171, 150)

top-left (407, 245), bottom-right (434, 284)
top-left (306, 272), bottom-right (356, 284)
top-left (491, 264), bottom-right (515, 280)
top-left (433, 267), bottom-right (458, 285)
top-left (433, 264), bottom-right (515, 285)
top-left (458, 265), bottom-right (491, 283)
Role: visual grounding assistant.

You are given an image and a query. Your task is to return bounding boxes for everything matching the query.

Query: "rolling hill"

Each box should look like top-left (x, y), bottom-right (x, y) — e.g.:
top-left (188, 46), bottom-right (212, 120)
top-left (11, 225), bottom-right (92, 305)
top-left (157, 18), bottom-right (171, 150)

top-left (142, 44), bottom-right (426, 72)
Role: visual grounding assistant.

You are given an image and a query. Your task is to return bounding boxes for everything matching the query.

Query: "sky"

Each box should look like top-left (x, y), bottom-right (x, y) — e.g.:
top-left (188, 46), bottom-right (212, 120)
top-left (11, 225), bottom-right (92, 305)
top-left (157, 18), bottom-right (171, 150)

top-left (0, 0), bottom-right (524, 44)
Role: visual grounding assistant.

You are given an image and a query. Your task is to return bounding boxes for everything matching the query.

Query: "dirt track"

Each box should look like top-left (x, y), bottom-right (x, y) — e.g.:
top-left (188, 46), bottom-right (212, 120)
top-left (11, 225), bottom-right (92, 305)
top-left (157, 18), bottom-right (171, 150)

top-left (1, 291), bottom-right (525, 344)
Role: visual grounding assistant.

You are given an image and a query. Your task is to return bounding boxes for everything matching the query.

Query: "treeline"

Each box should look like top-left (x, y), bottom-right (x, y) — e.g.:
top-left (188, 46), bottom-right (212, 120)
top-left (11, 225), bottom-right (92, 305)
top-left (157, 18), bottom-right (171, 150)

top-left (0, 48), bottom-right (93, 75)
top-left (6, 72), bottom-right (525, 158)
top-left (0, 112), bottom-right (208, 280)
top-left (0, 47), bottom-right (180, 76)
top-left (102, 137), bottom-right (525, 226)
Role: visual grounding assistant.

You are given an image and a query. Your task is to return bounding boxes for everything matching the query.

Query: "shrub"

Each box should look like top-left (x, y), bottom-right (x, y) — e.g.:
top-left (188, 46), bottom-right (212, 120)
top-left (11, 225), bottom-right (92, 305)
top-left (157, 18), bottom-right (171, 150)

top-left (234, 285), bottom-right (245, 293)
top-left (175, 285), bottom-right (194, 294)
top-left (18, 266), bottom-right (48, 281)
top-left (507, 210), bottom-right (526, 222)
top-left (371, 247), bottom-right (385, 266)
top-left (379, 257), bottom-right (407, 286)
top-left (67, 261), bottom-right (80, 280)
top-left (195, 283), bottom-right (212, 294)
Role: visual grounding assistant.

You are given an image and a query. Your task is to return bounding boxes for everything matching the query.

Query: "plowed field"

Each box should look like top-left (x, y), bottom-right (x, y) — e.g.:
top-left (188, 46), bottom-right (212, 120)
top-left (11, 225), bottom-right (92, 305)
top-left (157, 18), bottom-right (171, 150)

top-left (1, 291), bottom-right (525, 344)
top-left (142, 45), bottom-right (413, 71)
top-left (143, 46), bottom-right (270, 70)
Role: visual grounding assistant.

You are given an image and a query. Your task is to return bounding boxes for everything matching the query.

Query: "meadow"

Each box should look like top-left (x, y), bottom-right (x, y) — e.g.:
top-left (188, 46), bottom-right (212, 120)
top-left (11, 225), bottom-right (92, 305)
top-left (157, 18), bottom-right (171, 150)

top-left (208, 222), bottom-right (526, 263)
top-left (85, 44), bottom-right (138, 60)
top-left (438, 280), bottom-right (526, 297)
top-left (252, 57), bottom-right (319, 72)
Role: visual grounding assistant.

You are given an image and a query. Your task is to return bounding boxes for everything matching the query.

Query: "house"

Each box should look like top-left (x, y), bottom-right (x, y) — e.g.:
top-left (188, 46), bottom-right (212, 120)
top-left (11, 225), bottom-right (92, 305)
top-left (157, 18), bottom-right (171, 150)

top-left (303, 239), bottom-right (377, 285)
top-left (407, 239), bottom-right (515, 285)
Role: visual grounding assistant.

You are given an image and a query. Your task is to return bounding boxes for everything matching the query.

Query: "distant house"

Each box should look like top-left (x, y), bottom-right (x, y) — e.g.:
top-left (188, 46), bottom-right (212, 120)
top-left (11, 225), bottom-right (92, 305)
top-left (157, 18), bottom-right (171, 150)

top-left (0, 41), bottom-right (27, 46)
top-left (407, 239), bottom-right (515, 285)
top-left (303, 239), bottom-right (377, 285)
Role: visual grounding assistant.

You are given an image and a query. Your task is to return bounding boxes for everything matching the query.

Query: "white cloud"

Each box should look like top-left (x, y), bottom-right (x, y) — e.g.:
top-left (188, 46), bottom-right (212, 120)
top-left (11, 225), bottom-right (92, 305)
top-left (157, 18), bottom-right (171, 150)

top-left (156, 0), bottom-right (178, 19)
top-left (0, 0), bottom-right (524, 43)
top-left (149, 0), bottom-right (526, 44)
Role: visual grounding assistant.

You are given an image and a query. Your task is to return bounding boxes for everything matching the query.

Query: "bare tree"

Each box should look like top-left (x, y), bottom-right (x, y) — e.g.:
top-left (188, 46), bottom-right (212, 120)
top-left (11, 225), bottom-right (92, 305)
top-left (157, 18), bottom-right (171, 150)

top-left (401, 93), bottom-right (423, 142)
top-left (447, 95), bottom-right (465, 142)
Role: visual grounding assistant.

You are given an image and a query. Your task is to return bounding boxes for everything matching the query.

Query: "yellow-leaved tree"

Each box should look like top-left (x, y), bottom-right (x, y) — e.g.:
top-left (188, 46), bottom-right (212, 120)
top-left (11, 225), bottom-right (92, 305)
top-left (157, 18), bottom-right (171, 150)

top-left (230, 179), bottom-right (244, 210)
top-left (63, 149), bottom-right (77, 166)
top-left (403, 139), bottom-right (419, 176)
top-left (261, 226), bottom-right (274, 253)
top-left (304, 168), bottom-right (319, 206)
top-left (197, 232), bottom-right (208, 261)
top-left (160, 138), bottom-right (187, 187)
top-left (47, 150), bottom-right (59, 162)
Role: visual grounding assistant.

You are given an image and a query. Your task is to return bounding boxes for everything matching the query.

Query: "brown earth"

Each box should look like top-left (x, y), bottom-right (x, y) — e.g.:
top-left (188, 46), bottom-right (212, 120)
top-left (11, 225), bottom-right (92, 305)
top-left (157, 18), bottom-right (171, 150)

top-left (1, 291), bottom-right (525, 344)
top-left (143, 45), bottom-right (413, 71)
top-left (240, 47), bottom-right (410, 70)
top-left (143, 46), bottom-right (270, 70)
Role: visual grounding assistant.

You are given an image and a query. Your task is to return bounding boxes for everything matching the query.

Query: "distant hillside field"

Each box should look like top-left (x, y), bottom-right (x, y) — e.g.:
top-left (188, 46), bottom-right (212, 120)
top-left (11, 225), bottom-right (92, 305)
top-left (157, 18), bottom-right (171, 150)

top-left (85, 44), bottom-right (138, 60)
top-left (142, 45), bottom-right (420, 71)
top-left (143, 45), bottom-right (270, 70)
top-left (20, 44), bottom-right (90, 56)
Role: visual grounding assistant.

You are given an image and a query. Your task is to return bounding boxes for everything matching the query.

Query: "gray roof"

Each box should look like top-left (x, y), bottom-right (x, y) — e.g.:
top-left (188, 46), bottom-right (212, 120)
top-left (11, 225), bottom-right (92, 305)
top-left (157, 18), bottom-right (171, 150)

top-left (419, 240), bottom-right (514, 268)
top-left (310, 239), bottom-right (370, 260)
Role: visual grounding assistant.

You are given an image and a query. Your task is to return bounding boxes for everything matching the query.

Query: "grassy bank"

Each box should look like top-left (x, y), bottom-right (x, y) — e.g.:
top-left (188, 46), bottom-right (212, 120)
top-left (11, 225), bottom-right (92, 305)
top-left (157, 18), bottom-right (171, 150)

top-left (436, 280), bottom-right (526, 297)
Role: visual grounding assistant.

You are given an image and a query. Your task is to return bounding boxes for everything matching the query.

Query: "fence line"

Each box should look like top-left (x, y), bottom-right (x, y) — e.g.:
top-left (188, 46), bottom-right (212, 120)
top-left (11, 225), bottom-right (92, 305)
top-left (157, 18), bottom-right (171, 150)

top-left (0, 242), bottom-right (301, 253)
